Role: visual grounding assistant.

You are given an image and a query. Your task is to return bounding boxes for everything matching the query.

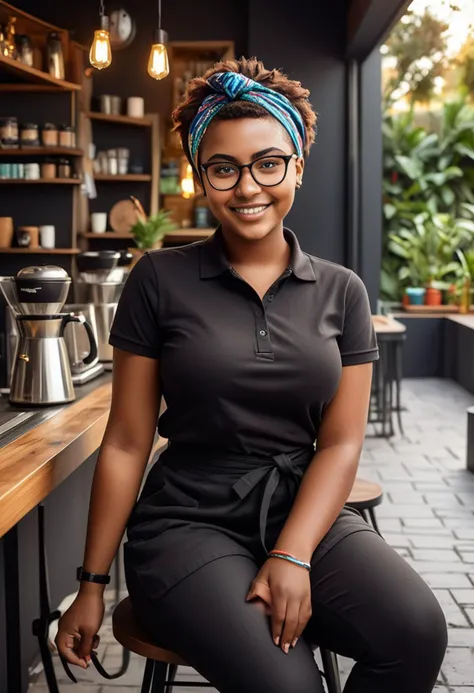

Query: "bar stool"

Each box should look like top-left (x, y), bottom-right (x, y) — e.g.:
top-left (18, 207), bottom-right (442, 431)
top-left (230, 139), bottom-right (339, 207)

top-left (347, 477), bottom-right (383, 536)
top-left (112, 597), bottom-right (343, 693)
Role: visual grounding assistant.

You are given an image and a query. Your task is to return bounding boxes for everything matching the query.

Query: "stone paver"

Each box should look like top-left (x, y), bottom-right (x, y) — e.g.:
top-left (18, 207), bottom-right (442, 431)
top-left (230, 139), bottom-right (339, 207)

top-left (27, 378), bottom-right (474, 691)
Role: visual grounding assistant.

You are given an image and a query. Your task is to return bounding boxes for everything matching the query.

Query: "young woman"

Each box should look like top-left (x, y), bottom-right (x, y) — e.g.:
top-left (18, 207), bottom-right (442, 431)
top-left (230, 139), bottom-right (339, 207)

top-left (56, 57), bottom-right (447, 692)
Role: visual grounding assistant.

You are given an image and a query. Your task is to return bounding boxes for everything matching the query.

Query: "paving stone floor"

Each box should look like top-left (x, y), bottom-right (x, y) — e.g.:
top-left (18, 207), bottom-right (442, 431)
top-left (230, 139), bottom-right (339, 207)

top-left (28, 377), bottom-right (474, 692)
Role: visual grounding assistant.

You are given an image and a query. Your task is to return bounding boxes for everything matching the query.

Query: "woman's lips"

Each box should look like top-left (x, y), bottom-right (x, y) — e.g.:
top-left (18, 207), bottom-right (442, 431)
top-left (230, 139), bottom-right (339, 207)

top-left (229, 203), bottom-right (272, 220)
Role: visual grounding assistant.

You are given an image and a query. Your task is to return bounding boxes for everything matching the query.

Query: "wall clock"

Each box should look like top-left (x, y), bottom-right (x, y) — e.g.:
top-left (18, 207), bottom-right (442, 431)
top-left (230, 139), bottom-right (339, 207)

top-left (108, 7), bottom-right (136, 50)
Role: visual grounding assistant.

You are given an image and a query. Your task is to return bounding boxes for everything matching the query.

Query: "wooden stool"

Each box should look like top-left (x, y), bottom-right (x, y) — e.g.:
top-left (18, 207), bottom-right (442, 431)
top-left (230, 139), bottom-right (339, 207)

top-left (347, 477), bottom-right (383, 535)
top-left (113, 597), bottom-right (342, 693)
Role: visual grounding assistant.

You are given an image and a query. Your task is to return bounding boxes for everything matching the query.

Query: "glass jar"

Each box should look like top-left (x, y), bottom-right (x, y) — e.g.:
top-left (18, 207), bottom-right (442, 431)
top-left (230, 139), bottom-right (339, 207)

top-left (0, 117), bottom-right (19, 148)
top-left (24, 162), bottom-right (40, 180)
top-left (107, 149), bottom-right (118, 175)
top-left (41, 159), bottom-right (56, 179)
top-left (58, 158), bottom-right (71, 178)
top-left (58, 125), bottom-right (75, 148)
top-left (20, 123), bottom-right (40, 148)
top-left (41, 123), bottom-right (59, 147)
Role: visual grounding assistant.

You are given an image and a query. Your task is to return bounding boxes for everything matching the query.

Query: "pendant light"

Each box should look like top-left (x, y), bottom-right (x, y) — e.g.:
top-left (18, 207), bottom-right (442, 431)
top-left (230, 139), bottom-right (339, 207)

top-left (181, 162), bottom-right (195, 199)
top-left (147, 0), bottom-right (169, 80)
top-left (89, 0), bottom-right (112, 70)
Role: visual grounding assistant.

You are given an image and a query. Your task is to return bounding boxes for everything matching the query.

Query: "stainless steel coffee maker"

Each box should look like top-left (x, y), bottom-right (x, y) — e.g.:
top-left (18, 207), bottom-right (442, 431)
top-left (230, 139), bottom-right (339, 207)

top-left (0, 266), bottom-right (98, 405)
top-left (74, 250), bottom-right (132, 367)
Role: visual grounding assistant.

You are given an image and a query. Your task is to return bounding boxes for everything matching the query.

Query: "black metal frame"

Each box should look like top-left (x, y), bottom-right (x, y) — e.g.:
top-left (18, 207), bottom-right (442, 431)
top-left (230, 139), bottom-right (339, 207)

top-left (138, 650), bottom-right (342, 693)
top-left (368, 335), bottom-right (406, 438)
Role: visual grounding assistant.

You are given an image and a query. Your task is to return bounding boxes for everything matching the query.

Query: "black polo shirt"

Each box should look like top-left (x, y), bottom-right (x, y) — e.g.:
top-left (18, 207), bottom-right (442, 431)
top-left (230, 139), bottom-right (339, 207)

top-left (109, 228), bottom-right (379, 456)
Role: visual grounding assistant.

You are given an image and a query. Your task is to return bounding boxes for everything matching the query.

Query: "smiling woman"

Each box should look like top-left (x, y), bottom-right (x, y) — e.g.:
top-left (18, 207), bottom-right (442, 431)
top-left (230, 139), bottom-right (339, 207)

top-left (56, 56), bottom-right (447, 693)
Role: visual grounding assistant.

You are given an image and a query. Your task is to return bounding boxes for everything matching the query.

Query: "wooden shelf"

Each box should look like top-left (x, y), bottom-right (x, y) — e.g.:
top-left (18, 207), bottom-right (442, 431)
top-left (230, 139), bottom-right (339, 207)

top-left (93, 174), bottom-right (152, 182)
top-left (80, 229), bottom-right (214, 243)
top-left (0, 147), bottom-right (83, 157)
top-left (0, 248), bottom-right (80, 254)
top-left (0, 53), bottom-right (81, 91)
top-left (86, 112), bottom-right (153, 127)
top-left (0, 178), bottom-right (81, 184)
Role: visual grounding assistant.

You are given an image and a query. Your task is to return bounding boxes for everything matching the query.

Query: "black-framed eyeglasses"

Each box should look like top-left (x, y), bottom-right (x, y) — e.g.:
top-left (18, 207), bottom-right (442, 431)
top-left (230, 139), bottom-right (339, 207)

top-left (200, 154), bottom-right (298, 191)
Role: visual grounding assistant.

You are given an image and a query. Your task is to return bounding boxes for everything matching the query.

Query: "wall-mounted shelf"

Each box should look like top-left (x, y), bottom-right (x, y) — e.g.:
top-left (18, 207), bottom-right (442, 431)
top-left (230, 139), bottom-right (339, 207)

top-left (86, 112), bottom-right (153, 127)
top-left (0, 54), bottom-right (81, 91)
top-left (79, 229), bottom-right (213, 243)
top-left (93, 174), bottom-right (152, 182)
top-left (0, 147), bottom-right (83, 157)
top-left (0, 248), bottom-right (80, 254)
top-left (0, 178), bottom-right (81, 184)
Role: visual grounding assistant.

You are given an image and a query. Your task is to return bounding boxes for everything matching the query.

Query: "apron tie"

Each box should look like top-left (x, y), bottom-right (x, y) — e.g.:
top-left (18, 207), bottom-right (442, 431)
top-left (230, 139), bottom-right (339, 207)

top-left (232, 452), bottom-right (305, 553)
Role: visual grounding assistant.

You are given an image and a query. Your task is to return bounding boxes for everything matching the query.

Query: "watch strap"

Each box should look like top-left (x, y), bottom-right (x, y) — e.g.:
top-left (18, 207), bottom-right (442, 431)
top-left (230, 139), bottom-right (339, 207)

top-left (76, 566), bottom-right (110, 585)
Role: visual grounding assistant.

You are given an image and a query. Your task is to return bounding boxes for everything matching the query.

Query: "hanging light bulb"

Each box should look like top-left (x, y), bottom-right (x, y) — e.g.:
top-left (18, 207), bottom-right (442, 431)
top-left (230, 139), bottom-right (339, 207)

top-left (89, 0), bottom-right (112, 70)
top-left (181, 162), bottom-right (195, 199)
top-left (148, 0), bottom-right (169, 80)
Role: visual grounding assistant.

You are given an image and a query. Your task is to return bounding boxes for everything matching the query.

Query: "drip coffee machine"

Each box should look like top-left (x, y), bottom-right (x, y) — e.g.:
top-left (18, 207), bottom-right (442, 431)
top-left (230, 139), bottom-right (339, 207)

top-left (0, 266), bottom-right (98, 405)
top-left (73, 250), bottom-right (133, 367)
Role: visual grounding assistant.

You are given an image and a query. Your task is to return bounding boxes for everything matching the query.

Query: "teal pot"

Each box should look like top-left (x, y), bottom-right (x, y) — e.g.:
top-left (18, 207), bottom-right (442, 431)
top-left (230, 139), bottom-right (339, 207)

top-left (405, 287), bottom-right (426, 305)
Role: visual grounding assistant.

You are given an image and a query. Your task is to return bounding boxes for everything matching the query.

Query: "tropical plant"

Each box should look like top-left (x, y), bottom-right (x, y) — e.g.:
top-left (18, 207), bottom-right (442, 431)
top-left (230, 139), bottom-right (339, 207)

top-left (130, 210), bottom-right (176, 250)
top-left (387, 211), bottom-right (474, 291)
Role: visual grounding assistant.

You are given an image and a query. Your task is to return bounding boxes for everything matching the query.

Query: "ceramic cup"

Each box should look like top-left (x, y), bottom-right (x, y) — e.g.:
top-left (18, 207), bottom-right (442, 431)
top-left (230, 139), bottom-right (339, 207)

top-left (91, 212), bottom-right (107, 234)
top-left (127, 97), bottom-right (145, 118)
top-left (0, 217), bottom-right (14, 248)
top-left (405, 287), bottom-right (426, 305)
top-left (39, 225), bottom-right (55, 249)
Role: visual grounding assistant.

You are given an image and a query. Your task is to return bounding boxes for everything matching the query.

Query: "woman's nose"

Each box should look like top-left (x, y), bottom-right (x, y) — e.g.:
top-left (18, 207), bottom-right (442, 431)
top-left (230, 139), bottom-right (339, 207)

top-left (235, 167), bottom-right (262, 198)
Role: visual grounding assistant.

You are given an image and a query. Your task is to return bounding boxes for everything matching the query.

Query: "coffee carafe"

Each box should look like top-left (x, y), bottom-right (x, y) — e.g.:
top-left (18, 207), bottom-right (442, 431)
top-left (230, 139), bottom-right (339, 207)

top-left (0, 266), bottom-right (98, 405)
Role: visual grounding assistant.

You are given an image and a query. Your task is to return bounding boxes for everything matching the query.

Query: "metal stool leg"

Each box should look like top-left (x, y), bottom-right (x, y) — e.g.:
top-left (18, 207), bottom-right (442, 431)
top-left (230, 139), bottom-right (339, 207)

top-left (359, 508), bottom-right (369, 523)
top-left (165, 663), bottom-right (178, 693)
top-left (141, 658), bottom-right (155, 693)
top-left (395, 340), bottom-right (404, 436)
top-left (151, 661), bottom-right (168, 693)
top-left (368, 507), bottom-right (382, 537)
top-left (320, 648), bottom-right (342, 693)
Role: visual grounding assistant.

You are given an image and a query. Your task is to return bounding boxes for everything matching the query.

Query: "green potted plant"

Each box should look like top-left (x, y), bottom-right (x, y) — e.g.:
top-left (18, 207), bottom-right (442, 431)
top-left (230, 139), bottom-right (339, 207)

top-left (130, 209), bottom-right (176, 253)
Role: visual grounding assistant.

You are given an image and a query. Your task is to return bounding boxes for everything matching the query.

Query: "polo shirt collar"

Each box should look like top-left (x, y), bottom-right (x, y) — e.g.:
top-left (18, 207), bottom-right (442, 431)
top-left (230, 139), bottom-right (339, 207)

top-left (199, 226), bottom-right (316, 282)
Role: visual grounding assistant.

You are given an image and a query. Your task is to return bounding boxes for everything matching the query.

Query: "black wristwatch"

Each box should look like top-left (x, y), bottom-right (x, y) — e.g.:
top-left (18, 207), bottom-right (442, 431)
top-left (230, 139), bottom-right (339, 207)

top-left (76, 566), bottom-right (111, 585)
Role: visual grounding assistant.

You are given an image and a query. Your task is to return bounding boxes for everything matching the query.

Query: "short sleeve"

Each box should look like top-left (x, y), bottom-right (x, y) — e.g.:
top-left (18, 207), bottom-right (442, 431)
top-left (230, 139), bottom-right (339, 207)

top-left (108, 253), bottom-right (161, 358)
top-left (338, 271), bottom-right (379, 367)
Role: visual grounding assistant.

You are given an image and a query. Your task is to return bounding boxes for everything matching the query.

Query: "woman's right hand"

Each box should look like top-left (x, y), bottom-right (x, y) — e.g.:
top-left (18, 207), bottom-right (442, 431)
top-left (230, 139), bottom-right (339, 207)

top-left (55, 590), bottom-right (105, 669)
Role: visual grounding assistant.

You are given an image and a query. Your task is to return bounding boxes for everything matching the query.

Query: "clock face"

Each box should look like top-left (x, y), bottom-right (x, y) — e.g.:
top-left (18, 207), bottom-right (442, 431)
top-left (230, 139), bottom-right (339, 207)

top-left (109, 8), bottom-right (136, 49)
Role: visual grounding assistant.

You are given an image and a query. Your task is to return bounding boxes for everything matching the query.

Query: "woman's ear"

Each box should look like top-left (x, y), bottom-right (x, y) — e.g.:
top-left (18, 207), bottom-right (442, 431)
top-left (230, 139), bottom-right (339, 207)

top-left (295, 156), bottom-right (305, 188)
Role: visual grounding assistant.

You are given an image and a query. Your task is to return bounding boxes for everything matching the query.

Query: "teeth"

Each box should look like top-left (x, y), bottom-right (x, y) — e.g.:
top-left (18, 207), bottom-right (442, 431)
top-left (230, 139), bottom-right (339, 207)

top-left (234, 205), bottom-right (268, 215)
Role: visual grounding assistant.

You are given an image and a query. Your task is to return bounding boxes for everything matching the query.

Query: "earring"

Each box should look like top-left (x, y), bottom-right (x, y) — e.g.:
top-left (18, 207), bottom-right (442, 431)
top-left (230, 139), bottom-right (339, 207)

top-left (296, 180), bottom-right (302, 189)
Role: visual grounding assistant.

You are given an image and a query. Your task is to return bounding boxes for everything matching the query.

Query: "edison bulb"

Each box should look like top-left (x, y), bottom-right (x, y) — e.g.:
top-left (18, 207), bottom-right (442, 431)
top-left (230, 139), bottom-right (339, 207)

top-left (89, 18), bottom-right (112, 70)
top-left (148, 29), bottom-right (169, 80)
top-left (181, 163), bottom-right (195, 199)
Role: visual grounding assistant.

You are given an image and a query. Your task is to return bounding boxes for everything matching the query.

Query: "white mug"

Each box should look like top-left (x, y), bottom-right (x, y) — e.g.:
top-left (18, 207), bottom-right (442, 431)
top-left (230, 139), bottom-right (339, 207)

top-left (127, 97), bottom-right (145, 118)
top-left (91, 212), bottom-right (107, 234)
top-left (39, 225), bottom-right (55, 249)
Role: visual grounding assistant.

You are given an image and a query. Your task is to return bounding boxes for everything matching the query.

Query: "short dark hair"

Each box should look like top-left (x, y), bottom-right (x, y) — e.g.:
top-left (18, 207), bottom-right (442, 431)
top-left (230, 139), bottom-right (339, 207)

top-left (172, 56), bottom-right (317, 163)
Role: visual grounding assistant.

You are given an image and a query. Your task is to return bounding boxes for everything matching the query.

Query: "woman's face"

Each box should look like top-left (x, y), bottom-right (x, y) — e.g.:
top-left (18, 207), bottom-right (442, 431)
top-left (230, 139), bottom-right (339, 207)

top-left (198, 117), bottom-right (304, 241)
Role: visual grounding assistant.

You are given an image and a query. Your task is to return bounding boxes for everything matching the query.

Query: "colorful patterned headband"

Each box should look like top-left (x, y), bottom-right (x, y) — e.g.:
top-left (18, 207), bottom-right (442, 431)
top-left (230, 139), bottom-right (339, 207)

top-left (188, 72), bottom-right (306, 174)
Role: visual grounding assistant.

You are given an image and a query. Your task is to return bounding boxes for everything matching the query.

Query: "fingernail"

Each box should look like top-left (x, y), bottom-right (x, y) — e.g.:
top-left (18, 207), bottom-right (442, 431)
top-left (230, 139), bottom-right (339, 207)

top-left (283, 643), bottom-right (290, 654)
top-left (274, 636), bottom-right (280, 646)
top-left (292, 638), bottom-right (298, 648)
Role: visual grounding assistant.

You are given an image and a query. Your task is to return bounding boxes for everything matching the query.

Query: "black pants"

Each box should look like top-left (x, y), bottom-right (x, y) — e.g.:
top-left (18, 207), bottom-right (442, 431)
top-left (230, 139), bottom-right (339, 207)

top-left (129, 530), bottom-right (447, 693)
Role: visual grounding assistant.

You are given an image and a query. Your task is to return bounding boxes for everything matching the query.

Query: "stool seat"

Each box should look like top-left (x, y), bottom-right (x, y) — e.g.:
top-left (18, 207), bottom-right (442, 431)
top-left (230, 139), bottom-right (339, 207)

top-left (113, 597), bottom-right (186, 665)
top-left (347, 477), bottom-right (383, 510)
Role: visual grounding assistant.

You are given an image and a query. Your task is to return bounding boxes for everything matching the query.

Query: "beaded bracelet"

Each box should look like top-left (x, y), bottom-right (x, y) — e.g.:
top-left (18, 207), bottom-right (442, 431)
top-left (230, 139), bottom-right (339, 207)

top-left (268, 551), bottom-right (311, 571)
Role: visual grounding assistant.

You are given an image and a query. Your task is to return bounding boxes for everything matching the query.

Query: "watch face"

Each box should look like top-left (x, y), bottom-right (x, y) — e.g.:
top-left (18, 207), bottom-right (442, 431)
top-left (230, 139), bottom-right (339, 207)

top-left (109, 8), bottom-right (136, 49)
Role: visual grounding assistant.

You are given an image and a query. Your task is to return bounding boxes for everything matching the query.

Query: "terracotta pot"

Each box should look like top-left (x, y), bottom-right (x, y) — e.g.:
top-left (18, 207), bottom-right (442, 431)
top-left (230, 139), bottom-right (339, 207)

top-left (425, 287), bottom-right (442, 306)
top-left (402, 292), bottom-right (410, 307)
top-left (0, 217), bottom-right (14, 248)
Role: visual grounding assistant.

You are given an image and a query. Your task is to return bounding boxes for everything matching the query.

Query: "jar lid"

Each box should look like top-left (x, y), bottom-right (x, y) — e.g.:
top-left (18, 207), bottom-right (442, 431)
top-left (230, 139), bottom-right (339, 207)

top-left (16, 265), bottom-right (71, 282)
top-left (59, 124), bottom-right (73, 131)
top-left (59, 158), bottom-right (70, 164)
top-left (42, 122), bottom-right (57, 130)
top-left (0, 116), bottom-right (18, 122)
top-left (21, 123), bottom-right (39, 129)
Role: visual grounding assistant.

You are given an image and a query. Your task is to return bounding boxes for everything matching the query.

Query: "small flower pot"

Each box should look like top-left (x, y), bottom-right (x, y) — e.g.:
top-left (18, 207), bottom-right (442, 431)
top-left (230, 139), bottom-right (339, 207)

top-left (405, 287), bottom-right (426, 305)
top-left (425, 287), bottom-right (442, 306)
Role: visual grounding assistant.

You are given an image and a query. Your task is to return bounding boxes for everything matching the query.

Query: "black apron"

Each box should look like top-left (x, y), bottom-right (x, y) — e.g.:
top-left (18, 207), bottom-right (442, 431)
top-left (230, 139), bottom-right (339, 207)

top-left (124, 443), bottom-right (377, 603)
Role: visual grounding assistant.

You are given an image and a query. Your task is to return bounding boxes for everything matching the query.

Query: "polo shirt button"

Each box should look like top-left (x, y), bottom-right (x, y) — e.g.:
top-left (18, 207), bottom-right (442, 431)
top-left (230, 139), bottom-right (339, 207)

top-left (268, 294), bottom-right (275, 302)
top-left (259, 329), bottom-right (267, 336)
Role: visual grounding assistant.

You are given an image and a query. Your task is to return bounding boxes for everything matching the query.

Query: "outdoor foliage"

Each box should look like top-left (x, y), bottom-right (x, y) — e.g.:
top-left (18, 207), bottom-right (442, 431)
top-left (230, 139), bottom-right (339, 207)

top-left (381, 95), bottom-right (474, 300)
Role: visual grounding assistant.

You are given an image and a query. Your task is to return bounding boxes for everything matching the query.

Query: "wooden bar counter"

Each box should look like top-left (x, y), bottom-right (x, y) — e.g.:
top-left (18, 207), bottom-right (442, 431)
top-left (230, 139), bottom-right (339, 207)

top-left (0, 374), bottom-right (113, 539)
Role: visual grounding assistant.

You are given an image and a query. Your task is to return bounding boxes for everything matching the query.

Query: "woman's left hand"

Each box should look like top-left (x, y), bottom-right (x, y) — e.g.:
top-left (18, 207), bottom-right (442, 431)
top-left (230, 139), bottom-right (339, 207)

top-left (246, 557), bottom-right (312, 653)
